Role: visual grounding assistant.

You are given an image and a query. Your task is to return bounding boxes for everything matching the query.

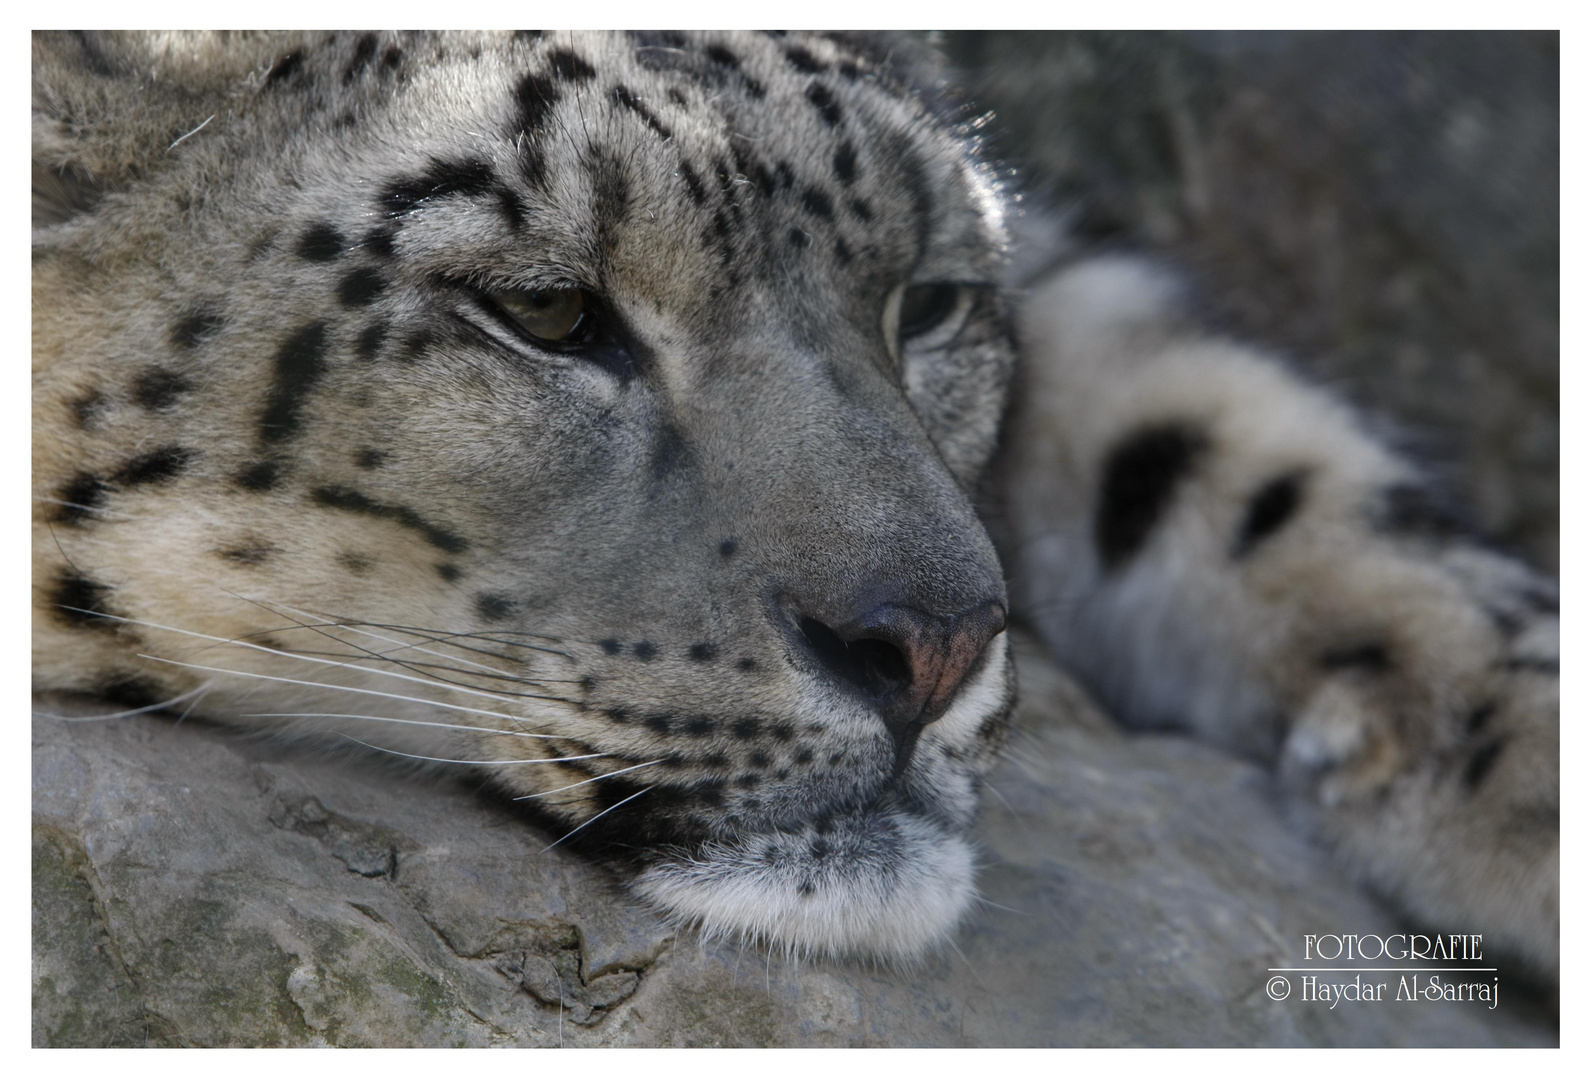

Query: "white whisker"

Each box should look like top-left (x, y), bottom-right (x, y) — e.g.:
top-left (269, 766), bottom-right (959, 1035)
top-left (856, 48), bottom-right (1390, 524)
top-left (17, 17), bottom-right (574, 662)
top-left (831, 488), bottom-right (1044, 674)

top-left (335, 733), bottom-right (604, 766)
top-left (538, 786), bottom-right (654, 854)
top-left (69, 608), bottom-right (555, 707)
top-left (258, 599), bottom-right (532, 679)
top-left (137, 654), bottom-right (565, 736)
top-left (512, 758), bottom-right (664, 799)
top-left (242, 712), bottom-right (554, 739)
top-left (34, 682), bottom-right (214, 722)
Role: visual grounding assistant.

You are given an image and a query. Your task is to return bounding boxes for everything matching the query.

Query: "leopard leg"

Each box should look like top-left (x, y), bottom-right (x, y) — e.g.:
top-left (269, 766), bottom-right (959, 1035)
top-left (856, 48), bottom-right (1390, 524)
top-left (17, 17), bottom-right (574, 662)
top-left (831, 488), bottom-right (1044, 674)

top-left (1002, 255), bottom-right (1558, 982)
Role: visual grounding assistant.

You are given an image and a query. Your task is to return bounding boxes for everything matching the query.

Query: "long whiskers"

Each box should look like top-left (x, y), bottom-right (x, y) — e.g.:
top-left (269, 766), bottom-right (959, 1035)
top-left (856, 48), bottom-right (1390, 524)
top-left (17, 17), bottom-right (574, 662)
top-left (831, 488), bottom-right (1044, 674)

top-left (512, 758), bottom-right (663, 800)
top-left (241, 711), bottom-right (562, 740)
top-left (34, 682), bottom-right (214, 722)
top-left (333, 733), bottom-right (608, 767)
top-left (538, 786), bottom-right (654, 854)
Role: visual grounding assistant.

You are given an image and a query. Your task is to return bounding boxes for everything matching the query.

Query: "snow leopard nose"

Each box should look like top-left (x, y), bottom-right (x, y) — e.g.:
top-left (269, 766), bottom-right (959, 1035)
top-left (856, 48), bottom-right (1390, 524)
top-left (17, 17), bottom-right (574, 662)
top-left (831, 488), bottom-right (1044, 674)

top-left (795, 599), bottom-right (1007, 770)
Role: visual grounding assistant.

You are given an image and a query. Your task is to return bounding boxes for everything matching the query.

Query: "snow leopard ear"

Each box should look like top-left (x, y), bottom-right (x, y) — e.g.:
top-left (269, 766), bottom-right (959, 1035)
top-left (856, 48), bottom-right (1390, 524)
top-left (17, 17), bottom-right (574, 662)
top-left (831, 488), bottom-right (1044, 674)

top-left (31, 31), bottom-right (301, 227)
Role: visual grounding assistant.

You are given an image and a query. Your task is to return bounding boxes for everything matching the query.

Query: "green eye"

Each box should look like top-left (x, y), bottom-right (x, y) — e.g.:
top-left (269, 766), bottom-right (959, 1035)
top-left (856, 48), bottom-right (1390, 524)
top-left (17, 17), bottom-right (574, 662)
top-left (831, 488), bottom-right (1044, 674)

top-left (489, 287), bottom-right (589, 343)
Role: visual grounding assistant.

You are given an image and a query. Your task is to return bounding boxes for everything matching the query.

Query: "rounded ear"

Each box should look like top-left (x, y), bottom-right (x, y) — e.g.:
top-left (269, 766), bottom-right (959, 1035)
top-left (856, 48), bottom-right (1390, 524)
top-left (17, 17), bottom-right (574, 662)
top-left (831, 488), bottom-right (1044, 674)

top-left (32, 31), bottom-right (303, 227)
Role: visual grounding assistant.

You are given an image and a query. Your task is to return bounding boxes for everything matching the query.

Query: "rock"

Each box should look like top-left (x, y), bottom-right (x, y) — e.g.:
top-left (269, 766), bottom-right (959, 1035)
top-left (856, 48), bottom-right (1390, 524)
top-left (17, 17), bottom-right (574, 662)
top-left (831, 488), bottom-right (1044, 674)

top-left (32, 641), bottom-right (1554, 1046)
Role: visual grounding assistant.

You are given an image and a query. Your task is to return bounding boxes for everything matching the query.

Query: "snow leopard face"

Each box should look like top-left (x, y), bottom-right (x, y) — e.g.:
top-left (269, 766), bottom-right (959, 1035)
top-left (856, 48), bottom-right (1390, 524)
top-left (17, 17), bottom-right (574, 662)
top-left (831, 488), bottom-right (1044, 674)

top-left (33, 31), bottom-right (1017, 959)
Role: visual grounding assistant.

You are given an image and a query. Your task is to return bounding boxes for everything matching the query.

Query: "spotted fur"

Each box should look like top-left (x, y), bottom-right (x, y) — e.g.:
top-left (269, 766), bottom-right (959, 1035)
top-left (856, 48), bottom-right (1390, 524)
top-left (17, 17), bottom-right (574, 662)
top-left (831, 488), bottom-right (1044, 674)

top-left (33, 31), bottom-right (1556, 978)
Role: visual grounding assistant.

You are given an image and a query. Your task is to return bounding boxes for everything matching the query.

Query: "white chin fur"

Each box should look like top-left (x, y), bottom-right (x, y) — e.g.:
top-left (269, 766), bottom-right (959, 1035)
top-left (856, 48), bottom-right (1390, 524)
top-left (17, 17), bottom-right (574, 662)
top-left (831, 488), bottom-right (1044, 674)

top-left (632, 815), bottom-right (976, 963)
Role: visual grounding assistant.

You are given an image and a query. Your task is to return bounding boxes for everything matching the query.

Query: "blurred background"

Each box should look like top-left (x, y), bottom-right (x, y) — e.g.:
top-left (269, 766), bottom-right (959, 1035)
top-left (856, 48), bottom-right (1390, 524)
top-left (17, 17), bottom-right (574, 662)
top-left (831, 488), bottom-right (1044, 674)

top-left (941, 31), bottom-right (1559, 571)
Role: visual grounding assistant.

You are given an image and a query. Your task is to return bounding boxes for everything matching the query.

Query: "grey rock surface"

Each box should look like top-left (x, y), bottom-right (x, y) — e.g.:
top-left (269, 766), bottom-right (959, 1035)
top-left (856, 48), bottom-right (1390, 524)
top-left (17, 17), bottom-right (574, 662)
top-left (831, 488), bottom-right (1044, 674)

top-left (945, 31), bottom-right (1558, 570)
top-left (33, 642), bottom-right (1554, 1046)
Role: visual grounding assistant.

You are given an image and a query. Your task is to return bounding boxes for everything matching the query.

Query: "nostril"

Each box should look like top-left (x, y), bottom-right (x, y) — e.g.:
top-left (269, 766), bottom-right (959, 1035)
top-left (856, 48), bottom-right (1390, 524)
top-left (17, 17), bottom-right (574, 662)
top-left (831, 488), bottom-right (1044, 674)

top-left (797, 617), bottom-right (912, 700)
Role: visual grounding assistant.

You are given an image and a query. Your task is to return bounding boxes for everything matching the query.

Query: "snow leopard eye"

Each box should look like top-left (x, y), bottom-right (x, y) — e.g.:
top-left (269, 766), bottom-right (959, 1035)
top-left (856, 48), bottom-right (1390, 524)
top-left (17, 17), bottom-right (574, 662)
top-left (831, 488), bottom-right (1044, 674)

top-left (487, 287), bottom-right (591, 345)
top-left (897, 284), bottom-right (961, 339)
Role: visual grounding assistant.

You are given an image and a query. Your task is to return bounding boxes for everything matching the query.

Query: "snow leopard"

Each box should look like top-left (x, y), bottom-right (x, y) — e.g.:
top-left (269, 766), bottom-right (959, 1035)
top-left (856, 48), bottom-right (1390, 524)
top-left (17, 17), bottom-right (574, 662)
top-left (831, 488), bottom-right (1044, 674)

top-left (31, 30), bottom-right (1558, 981)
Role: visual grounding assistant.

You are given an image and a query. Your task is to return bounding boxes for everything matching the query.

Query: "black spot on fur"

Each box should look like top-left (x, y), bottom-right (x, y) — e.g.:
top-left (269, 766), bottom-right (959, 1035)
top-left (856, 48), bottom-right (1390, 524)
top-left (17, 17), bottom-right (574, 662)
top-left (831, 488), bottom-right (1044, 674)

top-left (832, 141), bottom-right (857, 184)
top-left (337, 267), bottom-right (387, 308)
top-left (381, 46), bottom-right (402, 70)
top-left (513, 30), bottom-right (543, 43)
top-left (834, 238), bottom-right (852, 264)
top-left (265, 49), bottom-right (305, 86)
top-left (355, 448), bottom-right (387, 469)
top-left (436, 563), bottom-right (461, 582)
top-left (235, 460), bottom-right (280, 491)
top-left (685, 716), bottom-right (715, 736)
top-left (344, 33), bottom-right (378, 83)
top-left (496, 187), bottom-right (526, 230)
top-left (114, 445), bottom-right (193, 486)
top-left (1489, 608), bottom-right (1525, 637)
top-left (1377, 482), bottom-right (1466, 539)
top-left (838, 59), bottom-right (861, 80)
top-left (794, 747), bottom-right (814, 766)
top-left (737, 657), bottom-right (757, 671)
top-left (170, 311), bottom-right (225, 351)
top-left (634, 641), bottom-right (657, 661)
top-left (748, 750), bottom-right (771, 769)
top-left (801, 187), bottom-right (834, 219)
top-left (475, 593), bottom-right (516, 621)
top-left (97, 674), bottom-right (164, 710)
top-left (1320, 642), bottom-right (1391, 672)
top-left (381, 158), bottom-right (496, 217)
top-left (549, 48), bottom-right (596, 81)
top-left (1463, 737), bottom-right (1507, 791)
top-left (600, 638), bottom-right (622, 655)
top-left (611, 84), bottom-right (673, 139)
top-left (513, 72), bottom-right (559, 138)
top-left (1466, 702), bottom-right (1497, 735)
top-left (1234, 471), bottom-right (1305, 558)
top-left (651, 425), bottom-right (688, 481)
top-left (309, 485), bottom-right (468, 553)
top-left (1502, 656), bottom-right (1559, 675)
top-left (785, 46), bottom-right (824, 73)
top-left (679, 161), bottom-right (708, 205)
top-left (54, 473), bottom-right (106, 525)
top-left (72, 390), bottom-right (105, 429)
top-left (337, 552), bottom-right (374, 574)
top-left (134, 367), bottom-right (194, 412)
top-left (805, 82), bottom-right (842, 126)
top-left (355, 321), bottom-right (389, 360)
top-left (1523, 587), bottom-right (1558, 614)
top-left (706, 44), bottom-right (740, 69)
top-left (52, 569), bottom-right (117, 629)
top-left (848, 198), bottom-right (873, 223)
top-left (261, 322), bottom-right (329, 443)
top-left (646, 714), bottom-right (673, 734)
top-left (363, 226), bottom-right (396, 258)
top-left (732, 718), bottom-right (761, 739)
top-left (689, 643), bottom-right (718, 662)
top-left (788, 227), bottom-right (810, 249)
top-left (217, 541), bottom-right (275, 565)
top-left (769, 722), bottom-right (794, 743)
top-left (719, 538), bottom-right (738, 557)
top-left (296, 223), bottom-right (344, 262)
top-left (1095, 423), bottom-right (1206, 570)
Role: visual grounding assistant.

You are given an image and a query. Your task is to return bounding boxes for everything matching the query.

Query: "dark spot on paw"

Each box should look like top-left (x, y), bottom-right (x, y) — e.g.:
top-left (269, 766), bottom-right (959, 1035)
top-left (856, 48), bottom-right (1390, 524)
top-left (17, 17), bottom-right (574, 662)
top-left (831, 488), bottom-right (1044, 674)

top-left (633, 641), bottom-right (657, 661)
top-left (1096, 422), bottom-right (1206, 570)
top-left (1234, 470), bottom-right (1305, 558)
top-left (688, 643), bottom-right (718, 662)
top-left (1320, 642), bottom-right (1391, 673)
